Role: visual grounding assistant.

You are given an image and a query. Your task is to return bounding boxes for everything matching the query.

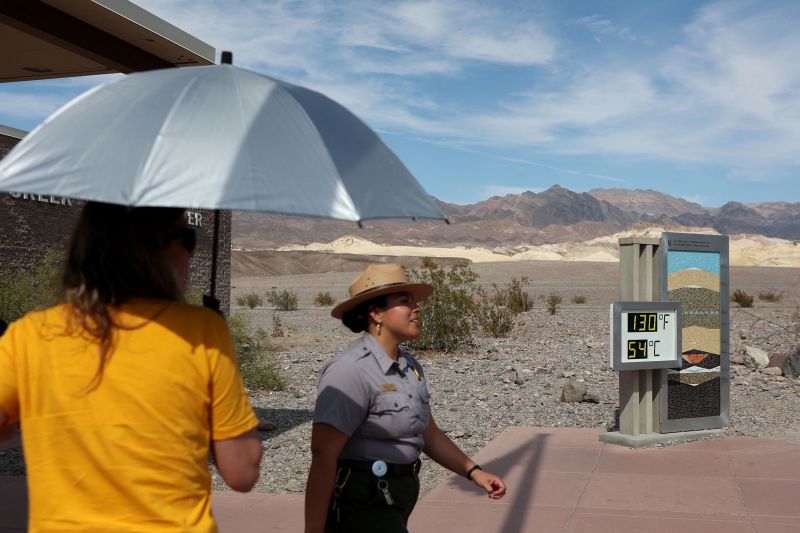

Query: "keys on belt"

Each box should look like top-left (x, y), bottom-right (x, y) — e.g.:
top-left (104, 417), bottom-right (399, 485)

top-left (372, 461), bottom-right (395, 506)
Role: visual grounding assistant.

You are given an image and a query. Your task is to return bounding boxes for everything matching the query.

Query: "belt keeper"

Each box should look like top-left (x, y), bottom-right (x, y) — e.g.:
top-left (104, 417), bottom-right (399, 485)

top-left (466, 464), bottom-right (482, 480)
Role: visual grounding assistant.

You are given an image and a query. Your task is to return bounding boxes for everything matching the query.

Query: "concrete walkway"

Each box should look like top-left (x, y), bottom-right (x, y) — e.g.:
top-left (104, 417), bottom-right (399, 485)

top-left (2, 427), bottom-right (799, 532)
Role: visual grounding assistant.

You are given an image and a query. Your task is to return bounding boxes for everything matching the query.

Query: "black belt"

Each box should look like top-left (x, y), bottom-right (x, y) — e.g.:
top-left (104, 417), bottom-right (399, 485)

top-left (338, 458), bottom-right (421, 476)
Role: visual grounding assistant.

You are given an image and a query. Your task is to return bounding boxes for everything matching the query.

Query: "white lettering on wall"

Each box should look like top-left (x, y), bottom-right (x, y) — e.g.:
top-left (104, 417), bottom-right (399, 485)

top-left (186, 211), bottom-right (203, 227)
top-left (8, 193), bottom-right (72, 206)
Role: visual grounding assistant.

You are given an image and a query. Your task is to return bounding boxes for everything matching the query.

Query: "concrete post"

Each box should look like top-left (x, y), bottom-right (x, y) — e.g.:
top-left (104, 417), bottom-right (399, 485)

top-left (617, 237), bottom-right (661, 436)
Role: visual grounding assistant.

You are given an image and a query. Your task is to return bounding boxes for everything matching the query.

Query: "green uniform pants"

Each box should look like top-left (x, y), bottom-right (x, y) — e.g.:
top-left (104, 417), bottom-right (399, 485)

top-left (325, 467), bottom-right (420, 533)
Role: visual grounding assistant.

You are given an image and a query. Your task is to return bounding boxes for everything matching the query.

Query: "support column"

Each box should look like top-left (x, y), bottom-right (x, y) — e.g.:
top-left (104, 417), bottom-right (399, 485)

top-left (616, 237), bottom-right (661, 436)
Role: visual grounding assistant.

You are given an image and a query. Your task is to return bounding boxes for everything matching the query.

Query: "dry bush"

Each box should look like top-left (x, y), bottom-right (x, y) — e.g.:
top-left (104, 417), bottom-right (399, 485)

top-left (271, 313), bottom-right (285, 337)
top-left (477, 304), bottom-right (515, 337)
top-left (732, 289), bottom-right (754, 308)
top-left (0, 251), bottom-right (62, 323)
top-left (571, 295), bottom-right (587, 304)
top-left (266, 289), bottom-right (298, 311)
top-left (237, 292), bottom-right (263, 309)
top-left (313, 291), bottom-right (335, 307)
top-left (228, 314), bottom-right (287, 391)
top-left (184, 287), bottom-right (203, 306)
top-left (407, 258), bottom-right (479, 351)
top-left (546, 294), bottom-right (563, 315)
top-left (758, 291), bottom-right (783, 303)
top-left (491, 277), bottom-right (533, 314)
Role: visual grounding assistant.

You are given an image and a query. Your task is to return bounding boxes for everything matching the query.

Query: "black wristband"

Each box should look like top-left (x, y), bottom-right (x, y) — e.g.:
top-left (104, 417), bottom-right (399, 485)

top-left (466, 464), bottom-right (482, 480)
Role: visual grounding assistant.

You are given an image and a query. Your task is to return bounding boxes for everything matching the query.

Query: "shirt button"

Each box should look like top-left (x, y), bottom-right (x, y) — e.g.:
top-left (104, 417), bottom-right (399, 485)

top-left (394, 403), bottom-right (398, 407)
top-left (408, 394), bottom-right (413, 399)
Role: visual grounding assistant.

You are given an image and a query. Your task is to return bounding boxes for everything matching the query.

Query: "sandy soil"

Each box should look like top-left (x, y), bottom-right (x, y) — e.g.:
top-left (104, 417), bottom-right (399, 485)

top-left (266, 227), bottom-right (800, 267)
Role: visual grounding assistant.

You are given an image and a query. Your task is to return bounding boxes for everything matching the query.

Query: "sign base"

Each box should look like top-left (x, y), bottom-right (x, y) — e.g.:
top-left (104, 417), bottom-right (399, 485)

top-left (599, 429), bottom-right (728, 449)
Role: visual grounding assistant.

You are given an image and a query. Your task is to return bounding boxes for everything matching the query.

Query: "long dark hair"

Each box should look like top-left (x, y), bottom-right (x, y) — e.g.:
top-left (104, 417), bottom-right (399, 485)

top-left (61, 202), bottom-right (185, 389)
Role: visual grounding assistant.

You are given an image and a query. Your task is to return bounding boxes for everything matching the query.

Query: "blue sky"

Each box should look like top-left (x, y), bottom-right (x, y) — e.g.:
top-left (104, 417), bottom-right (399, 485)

top-left (2, 0), bottom-right (799, 207)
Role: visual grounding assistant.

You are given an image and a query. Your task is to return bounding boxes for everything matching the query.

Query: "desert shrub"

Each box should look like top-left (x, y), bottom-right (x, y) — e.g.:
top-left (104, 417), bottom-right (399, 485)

top-left (0, 250), bottom-right (62, 323)
top-left (407, 258), bottom-right (479, 351)
top-left (732, 289), bottom-right (754, 308)
top-left (184, 287), bottom-right (203, 306)
top-left (228, 313), bottom-right (287, 391)
top-left (236, 292), bottom-right (263, 309)
top-left (266, 289), bottom-right (298, 311)
top-left (758, 291), bottom-right (783, 303)
top-left (546, 294), bottom-right (562, 315)
top-left (571, 295), bottom-right (587, 304)
top-left (491, 277), bottom-right (533, 314)
top-left (271, 313), bottom-right (285, 337)
top-left (314, 291), bottom-right (335, 307)
top-left (477, 300), bottom-right (515, 337)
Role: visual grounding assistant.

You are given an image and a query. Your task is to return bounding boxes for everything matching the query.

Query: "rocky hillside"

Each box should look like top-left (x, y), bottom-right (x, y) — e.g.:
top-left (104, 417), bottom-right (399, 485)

top-left (232, 185), bottom-right (800, 248)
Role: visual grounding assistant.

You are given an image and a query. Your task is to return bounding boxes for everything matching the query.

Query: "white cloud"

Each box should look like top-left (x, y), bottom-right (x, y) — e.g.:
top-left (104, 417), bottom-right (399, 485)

top-left (0, 93), bottom-right (65, 120)
top-left (574, 15), bottom-right (644, 44)
top-left (37, 0), bottom-right (800, 182)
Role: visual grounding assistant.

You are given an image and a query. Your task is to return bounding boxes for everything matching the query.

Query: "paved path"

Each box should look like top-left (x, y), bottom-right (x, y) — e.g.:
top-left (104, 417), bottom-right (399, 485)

top-left (2, 427), bottom-right (799, 532)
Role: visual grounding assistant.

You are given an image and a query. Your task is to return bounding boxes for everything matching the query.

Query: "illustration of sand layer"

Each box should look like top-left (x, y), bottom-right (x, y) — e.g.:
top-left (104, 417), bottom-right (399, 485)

top-left (682, 326), bottom-right (720, 355)
top-left (668, 367), bottom-right (720, 386)
top-left (667, 287), bottom-right (720, 311)
top-left (668, 269), bottom-right (720, 291)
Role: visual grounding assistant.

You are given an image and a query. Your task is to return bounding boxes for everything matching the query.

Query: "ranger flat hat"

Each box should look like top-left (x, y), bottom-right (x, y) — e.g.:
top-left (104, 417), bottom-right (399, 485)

top-left (331, 263), bottom-right (433, 319)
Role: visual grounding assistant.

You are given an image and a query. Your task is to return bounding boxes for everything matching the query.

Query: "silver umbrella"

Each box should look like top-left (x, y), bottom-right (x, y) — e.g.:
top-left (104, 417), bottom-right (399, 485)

top-left (0, 53), bottom-right (446, 308)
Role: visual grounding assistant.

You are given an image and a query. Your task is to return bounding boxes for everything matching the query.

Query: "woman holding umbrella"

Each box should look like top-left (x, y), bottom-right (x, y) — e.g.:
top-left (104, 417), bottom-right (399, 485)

top-left (305, 263), bottom-right (506, 533)
top-left (0, 202), bottom-right (262, 532)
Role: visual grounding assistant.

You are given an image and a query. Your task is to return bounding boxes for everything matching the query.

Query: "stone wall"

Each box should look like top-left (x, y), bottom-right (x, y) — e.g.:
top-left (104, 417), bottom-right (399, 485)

top-left (0, 132), bottom-right (231, 314)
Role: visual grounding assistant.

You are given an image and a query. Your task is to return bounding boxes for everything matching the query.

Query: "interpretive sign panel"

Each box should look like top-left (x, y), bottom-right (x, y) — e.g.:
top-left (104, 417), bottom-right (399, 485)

top-left (610, 301), bottom-right (682, 371)
top-left (659, 232), bottom-right (729, 432)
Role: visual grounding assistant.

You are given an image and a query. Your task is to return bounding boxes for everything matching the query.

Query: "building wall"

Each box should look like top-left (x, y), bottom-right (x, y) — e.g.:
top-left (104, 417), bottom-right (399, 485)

top-left (0, 133), bottom-right (231, 314)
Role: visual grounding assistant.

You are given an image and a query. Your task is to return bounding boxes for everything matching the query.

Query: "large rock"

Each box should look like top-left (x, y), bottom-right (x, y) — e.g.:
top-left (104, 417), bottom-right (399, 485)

top-left (743, 346), bottom-right (769, 370)
top-left (561, 381), bottom-right (587, 403)
top-left (781, 346), bottom-right (800, 379)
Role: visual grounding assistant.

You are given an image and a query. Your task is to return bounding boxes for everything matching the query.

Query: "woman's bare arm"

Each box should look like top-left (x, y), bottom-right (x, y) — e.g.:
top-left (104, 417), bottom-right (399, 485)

top-left (422, 415), bottom-right (506, 499)
top-left (305, 423), bottom-right (348, 533)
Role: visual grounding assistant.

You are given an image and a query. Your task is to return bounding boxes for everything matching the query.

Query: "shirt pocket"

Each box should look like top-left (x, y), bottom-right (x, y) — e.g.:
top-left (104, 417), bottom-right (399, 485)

top-left (361, 392), bottom-right (412, 439)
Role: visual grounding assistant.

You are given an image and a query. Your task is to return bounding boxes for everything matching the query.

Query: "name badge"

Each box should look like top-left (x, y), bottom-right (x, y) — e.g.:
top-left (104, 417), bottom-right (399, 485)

top-left (380, 383), bottom-right (397, 392)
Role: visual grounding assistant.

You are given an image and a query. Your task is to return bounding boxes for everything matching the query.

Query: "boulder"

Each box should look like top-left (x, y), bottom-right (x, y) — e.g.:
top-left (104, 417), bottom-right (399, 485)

top-left (762, 367), bottom-right (783, 376)
top-left (781, 346), bottom-right (800, 379)
top-left (743, 346), bottom-right (769, 370)
top-left (583, 393), bottom-right (601, 404)
top-left (561, 381), bottom-right (587, 403)
top-left (768, 353), bottom-right (789, 368)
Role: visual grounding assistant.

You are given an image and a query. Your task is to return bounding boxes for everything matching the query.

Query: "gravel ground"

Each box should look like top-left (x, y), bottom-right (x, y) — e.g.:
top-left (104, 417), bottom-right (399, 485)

top-left (3, 263), bottom-right (799, 502)
top-left (208, 297), bottom-right (800, 497)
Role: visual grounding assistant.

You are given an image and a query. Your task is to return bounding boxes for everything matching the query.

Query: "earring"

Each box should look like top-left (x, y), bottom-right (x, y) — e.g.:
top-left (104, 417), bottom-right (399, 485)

top-left (376, 322), bottom-right (382, 335)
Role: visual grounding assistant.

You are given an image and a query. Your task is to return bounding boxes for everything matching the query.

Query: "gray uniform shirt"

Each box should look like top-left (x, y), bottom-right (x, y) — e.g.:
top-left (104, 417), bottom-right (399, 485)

top-left (314, 333), bottom-right (432, 464)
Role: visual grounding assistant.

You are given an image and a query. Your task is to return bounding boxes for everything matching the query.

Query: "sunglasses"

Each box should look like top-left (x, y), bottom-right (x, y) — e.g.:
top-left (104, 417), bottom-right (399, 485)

top-left (165, 227), bottom-right (196, 253)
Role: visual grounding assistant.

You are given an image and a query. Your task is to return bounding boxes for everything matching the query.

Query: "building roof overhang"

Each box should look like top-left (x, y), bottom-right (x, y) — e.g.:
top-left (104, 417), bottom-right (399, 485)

top-left (0, 0), bottom-right (214, 83)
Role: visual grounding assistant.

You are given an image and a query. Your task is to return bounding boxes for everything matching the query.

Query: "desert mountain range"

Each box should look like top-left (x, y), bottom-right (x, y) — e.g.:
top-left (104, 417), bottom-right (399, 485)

top-left (233, 185), bottom-right (800, 249)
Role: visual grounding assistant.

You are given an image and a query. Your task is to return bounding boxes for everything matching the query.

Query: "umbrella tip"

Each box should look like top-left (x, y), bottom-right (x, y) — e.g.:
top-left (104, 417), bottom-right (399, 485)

top-left (221, 51), bottom-right (233, 65)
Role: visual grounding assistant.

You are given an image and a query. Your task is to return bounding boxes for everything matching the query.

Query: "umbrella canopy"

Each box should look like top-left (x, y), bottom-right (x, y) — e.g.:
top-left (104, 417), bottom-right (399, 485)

top-left (0, 63), bottom-right (444, 223)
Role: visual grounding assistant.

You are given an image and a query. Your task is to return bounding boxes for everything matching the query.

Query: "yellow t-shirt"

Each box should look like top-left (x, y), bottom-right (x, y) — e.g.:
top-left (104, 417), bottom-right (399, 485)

top-left (0, 300), bottom-right (258, 532)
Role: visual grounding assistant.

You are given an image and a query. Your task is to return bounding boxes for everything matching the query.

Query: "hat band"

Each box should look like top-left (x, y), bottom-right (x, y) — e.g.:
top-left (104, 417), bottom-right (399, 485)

top-left (351, 281), bottom-right (409, 299)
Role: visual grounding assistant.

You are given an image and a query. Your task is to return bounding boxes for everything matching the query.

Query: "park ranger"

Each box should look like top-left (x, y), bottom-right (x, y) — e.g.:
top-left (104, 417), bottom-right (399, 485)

top-left (304, 264), bottom-right (507, 533)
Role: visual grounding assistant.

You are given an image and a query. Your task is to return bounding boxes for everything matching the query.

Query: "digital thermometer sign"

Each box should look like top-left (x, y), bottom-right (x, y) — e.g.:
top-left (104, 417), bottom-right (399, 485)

top-left (610, 301), bottom-right (683, 371)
